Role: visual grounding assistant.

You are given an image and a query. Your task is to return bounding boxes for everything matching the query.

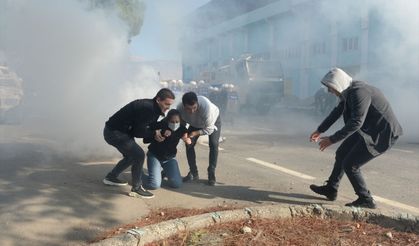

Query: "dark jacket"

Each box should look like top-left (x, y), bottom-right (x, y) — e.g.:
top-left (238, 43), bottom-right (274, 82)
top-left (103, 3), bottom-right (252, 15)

top-left (144, 120), bottom-right (188, 161)
top-left (318, 81), bottom-right (403, 155)
top-left (105, 99), bottom-right (163, 138)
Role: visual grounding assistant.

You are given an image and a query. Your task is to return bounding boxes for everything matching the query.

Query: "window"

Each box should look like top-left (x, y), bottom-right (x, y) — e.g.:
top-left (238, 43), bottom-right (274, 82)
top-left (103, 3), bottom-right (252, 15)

top-left (342, 38), bottom-right (348, 51)
top-left (276, 46), bottom-right (302, 59)
top-left (342, 37), bottom-right (359, 52)
top-left (354, 38), bottom-right (358, 50)
top-left (311, 42), bottom-right (326, 56)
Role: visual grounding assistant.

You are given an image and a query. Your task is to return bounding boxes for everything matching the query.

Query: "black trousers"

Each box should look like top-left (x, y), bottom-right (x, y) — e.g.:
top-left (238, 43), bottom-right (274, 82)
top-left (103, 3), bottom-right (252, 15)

top-left (328, 132), bottom-right (377, 199)
top-left (103, 126), bottom-right (144, 190)
top-left (186, 116), bottom-right (221, 175)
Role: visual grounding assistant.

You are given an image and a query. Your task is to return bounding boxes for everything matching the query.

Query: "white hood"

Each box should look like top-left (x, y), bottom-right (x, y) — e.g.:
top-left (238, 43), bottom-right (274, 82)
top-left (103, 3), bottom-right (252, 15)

top-left (321, 68), bottom-right (352, 93)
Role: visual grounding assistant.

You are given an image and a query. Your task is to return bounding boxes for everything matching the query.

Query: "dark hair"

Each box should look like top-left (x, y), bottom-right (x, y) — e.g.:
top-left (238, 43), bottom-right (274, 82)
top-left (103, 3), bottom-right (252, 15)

top-left (154, 88), bottom-right (175, 101)
top-left (164, 109), bottom-right (184, 126)
top-left (182, 91), bottom-right (198, 106)
top-left (166, 109), bottom-right (180, 120)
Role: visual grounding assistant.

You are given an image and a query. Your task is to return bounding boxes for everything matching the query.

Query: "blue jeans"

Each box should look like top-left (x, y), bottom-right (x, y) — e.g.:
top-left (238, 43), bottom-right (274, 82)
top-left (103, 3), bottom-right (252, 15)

top-left (145, 151), bottom-right (182, 189)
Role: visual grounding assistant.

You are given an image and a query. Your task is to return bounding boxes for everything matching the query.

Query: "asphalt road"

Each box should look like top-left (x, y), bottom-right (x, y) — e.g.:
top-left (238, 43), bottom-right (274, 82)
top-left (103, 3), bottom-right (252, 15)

top-left (0, 113), bottom-right (418, 245)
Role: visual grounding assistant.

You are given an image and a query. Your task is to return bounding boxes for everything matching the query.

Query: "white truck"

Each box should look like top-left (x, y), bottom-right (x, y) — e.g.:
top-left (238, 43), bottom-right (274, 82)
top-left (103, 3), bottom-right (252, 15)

top-left (213, 55), bottom-right (285, 114)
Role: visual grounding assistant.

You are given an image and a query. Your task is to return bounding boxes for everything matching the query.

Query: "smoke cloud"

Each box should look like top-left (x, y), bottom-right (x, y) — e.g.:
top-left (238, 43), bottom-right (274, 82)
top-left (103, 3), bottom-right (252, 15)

top-left (319, 0), bottom-right (419, 141)
top-left (0, 0), bottom-right (159, 158)
top-left (1, 0), bottom-right (418, 155)
top-left (183, 0), bottom-right (419, 141)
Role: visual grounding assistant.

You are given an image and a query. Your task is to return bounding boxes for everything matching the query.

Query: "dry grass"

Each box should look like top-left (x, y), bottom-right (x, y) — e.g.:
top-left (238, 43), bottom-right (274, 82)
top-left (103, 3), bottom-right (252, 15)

top-left (90, 206), bottom-right (419, 245)
top-left (150, 217), bottom-right (419, 246)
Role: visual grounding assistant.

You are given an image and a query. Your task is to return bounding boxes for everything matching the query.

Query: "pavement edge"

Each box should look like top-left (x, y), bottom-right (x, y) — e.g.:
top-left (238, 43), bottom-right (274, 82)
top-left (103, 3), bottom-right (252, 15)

top-left (91, 204), bottom-right (419, 246)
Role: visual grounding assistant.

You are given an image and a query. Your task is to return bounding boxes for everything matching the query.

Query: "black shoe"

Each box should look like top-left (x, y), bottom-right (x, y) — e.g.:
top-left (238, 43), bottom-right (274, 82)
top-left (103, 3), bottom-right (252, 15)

top-left (103, 175), bottom-right (128, 186)
top-left (345, 197), bottom-right (376, 209)
top-left (128, 186), bottom-right (154, 199)
top-left (310, 183), bottom-right (337, 201)
top-left (208, 172), bottom-right (216, 186)
top-left (182, 172), bottom-right (199, 183)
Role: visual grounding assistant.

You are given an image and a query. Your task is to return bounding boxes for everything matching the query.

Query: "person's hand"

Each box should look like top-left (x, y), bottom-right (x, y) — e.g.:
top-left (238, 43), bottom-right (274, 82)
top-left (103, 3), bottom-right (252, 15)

top-left (188, 130), bottom-right (200, 138)
top-left (163, 130), bottom-right (171, 138)
top-left (310, 130), bottom-right (321, 142)
top-left (154, 130), bottom-right (165, 142)
top-left (181, 133), bottom-right (191, 145)
top-left (318, 137), bottom-right (333, 151)
top-left (184, 137), bottom-right (192, 145)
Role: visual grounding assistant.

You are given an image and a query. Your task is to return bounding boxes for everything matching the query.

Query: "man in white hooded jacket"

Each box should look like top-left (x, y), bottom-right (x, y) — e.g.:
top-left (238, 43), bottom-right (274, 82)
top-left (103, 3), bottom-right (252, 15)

top-left (309, 68), bottom-right (403, 208)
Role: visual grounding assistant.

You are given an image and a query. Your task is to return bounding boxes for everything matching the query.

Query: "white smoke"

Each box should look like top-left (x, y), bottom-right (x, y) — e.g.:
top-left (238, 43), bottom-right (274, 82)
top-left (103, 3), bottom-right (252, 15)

top-left (319, 0), bottom-right (419, 141)
top-left (0, 0), bottom-right (159, 158)
top-left (179, 0), bottom-right (419, 141)
top-left (367, 0), bottom-right (419, 142)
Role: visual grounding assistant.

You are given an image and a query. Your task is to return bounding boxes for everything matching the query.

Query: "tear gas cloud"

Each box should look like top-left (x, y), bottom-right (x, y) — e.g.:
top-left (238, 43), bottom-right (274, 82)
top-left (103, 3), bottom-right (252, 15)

top-left (184, 0), bottom-right (419, 141)
top-left (1, 0), bottom-right (418, 157)
top-left (0, 0), bottom-right (159, 158)
top-left (319, 0), bottom-right (419, 142)
top-left (294, 0), bottom-right (418, 141)
top-left (371, 0), bottom-right (419, 142)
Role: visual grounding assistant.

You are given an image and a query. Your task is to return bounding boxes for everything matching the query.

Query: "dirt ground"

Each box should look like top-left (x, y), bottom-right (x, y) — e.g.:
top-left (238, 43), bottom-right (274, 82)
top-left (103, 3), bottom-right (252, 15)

top-left (91, 207), bottom-right (419, 246)
top-left (152, 217), bottom-right (419, 246)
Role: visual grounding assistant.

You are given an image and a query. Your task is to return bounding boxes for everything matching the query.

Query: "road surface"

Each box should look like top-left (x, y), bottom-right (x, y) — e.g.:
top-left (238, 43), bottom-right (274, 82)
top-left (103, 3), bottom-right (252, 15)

top-left (1, 113), bottom-right (418, 245)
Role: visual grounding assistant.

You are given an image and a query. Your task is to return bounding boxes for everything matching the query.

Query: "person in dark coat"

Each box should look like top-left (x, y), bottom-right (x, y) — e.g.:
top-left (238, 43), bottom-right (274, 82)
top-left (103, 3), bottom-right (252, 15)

top-left (309, 68), bottom-right (403, 209)
top-left (143, 109), bottom-right (191, 190)
top-left (103, 88), bottom-right (175, 199)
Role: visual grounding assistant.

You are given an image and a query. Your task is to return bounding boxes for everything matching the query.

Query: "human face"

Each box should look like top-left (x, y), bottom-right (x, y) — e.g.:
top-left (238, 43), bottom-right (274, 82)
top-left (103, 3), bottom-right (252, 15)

top-left (327, 86), bottom-right (341, 97)
top-left (168, 115), bottom-right (181, 131)
top-left (184, 103), bottom-right (198, 114)
top-left (168, 115), bottom-right (180, 124)
top-left (156, 98), bottom-right (174, 114)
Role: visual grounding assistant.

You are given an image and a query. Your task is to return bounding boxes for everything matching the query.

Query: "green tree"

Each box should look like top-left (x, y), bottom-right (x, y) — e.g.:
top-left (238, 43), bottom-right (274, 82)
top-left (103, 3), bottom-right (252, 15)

top-left (88, 0), bottom-right (146, 42)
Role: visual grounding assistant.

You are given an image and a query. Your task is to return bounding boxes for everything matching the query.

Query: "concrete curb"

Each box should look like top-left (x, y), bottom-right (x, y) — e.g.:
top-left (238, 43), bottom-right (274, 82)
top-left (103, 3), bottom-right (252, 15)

top-left (91, 204), bottom-right (419, 246)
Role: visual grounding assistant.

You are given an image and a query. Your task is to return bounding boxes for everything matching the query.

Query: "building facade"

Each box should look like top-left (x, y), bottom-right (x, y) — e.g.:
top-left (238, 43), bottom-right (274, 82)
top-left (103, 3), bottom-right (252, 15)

top-left (180, 0), bottom-right (388, 99)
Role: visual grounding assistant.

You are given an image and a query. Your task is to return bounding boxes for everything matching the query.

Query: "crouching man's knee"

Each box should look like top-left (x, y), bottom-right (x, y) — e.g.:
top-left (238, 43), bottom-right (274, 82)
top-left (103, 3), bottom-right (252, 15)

top-left (146, 182), bottom-right (161, 190)
top-left (168, 179), bottom-right (182, 189)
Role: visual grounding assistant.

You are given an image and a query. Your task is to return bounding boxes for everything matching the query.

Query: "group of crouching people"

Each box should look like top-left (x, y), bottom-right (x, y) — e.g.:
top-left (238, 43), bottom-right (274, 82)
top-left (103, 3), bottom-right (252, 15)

top-left (103, 90), bottom-right (220, 198)
top-left (102, 68), bottom-right (402, 209)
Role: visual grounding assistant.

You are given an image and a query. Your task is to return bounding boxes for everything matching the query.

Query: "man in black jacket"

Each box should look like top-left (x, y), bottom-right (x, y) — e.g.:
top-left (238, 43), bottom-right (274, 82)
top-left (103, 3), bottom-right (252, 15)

top-left (103, 88), bottom-right (175, 198)
top-left (309, 68), bottom-right (403, 208)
